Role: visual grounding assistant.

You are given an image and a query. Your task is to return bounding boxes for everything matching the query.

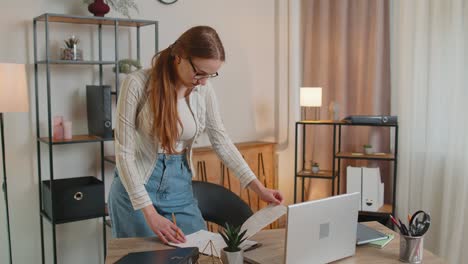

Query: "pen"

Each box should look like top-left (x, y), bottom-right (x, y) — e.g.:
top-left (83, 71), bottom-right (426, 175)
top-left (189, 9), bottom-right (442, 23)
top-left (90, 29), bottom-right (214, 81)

top-left (172, 213), bottom-right (179, 240)
top-left (390, 215), bottom-right (402, 232)
top-left (398, 219), bottom-right (409, 236)
top-left (390, 215), bottom-right (405, 235)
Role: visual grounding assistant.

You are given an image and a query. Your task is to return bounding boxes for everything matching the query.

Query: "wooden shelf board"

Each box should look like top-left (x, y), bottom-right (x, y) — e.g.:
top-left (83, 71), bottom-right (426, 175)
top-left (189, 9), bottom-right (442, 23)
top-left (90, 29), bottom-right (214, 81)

top-left (297, 120), bottom-right (346, 125)
top-left (296, 170), bottom-right (336, 179)
top-left (38, 134), bottom-right (113, 145)
top-left (34, 13), bottom-right (157, 27)
top-left (336, 152), bottom-right (395, 160)
top-left (360, 204), bottom-right (393, 215)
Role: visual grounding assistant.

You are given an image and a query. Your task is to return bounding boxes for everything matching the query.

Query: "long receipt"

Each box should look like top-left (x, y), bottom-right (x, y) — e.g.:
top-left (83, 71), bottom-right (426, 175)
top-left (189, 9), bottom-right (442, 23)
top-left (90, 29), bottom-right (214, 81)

top-left (169, 204), bottom-right (287, 257)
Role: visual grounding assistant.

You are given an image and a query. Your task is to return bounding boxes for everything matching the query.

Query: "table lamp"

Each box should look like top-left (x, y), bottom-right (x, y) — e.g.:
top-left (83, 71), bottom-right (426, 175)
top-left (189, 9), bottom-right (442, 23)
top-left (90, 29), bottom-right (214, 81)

top-left (0, 63), bottom-right (29, 264)
top-left (300, 87), bottom-right (322, 120)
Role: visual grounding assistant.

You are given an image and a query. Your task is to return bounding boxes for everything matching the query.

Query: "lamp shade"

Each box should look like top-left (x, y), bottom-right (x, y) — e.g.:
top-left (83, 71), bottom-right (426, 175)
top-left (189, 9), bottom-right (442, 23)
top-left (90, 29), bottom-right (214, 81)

top-left (0, 63), bottom-right (29, 113)
top-left (300, 87), bottom-right (322, 107)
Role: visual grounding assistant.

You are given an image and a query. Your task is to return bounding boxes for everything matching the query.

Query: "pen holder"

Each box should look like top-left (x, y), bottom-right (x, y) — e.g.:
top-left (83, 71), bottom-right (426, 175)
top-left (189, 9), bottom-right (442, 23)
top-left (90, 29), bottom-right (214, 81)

top-left (399, 235), bottom-right (423, 263)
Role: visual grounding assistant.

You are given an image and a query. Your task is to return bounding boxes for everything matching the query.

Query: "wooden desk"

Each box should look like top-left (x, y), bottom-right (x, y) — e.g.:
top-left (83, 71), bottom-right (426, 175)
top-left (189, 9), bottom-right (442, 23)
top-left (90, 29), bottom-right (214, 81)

top-left (106, 222), bottom-right (445, 264)
top-left (244, 222), bottom-right (445, 264)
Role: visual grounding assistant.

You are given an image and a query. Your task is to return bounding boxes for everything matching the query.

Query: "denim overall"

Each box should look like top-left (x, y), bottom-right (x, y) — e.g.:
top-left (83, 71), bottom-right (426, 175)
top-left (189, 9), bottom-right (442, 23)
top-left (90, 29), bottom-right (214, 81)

top-left (108, 153), bottom-right (206, 238)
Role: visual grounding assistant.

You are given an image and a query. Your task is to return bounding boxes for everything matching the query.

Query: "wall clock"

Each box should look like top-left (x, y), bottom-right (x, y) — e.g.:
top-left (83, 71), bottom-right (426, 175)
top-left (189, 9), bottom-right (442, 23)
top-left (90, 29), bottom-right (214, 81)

top-left (158, 0), bottom-right (178, 4)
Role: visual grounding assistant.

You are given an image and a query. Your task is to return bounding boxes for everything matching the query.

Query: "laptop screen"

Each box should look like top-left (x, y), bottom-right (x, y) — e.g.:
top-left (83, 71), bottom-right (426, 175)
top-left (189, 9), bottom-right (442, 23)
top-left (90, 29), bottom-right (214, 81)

top-left (284, 193), bottom-right (360, 264)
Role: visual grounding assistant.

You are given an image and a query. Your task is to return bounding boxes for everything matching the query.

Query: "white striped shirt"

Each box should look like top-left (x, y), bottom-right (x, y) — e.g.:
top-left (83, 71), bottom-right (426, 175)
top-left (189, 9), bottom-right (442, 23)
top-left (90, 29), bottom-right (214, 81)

top-left (114, 69), bottom-right (257, 210)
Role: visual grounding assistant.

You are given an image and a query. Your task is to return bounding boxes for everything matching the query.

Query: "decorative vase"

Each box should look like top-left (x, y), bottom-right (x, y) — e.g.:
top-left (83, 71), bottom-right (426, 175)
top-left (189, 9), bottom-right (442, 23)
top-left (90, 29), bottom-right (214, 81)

top-left (364, 147), bottom-right (373, 155)
top-left (53, 116), bottom-right (64, 140)
top-left (312, 165), bottom-right (320, 174)
top-left (88, 0), bottom-right (110, 17)
top-left (328, 101), bottom-right (340, 120)
top-left (221, 249), bottom-right (243, 264)
top-left (60, 46), bottom-right (83, 61)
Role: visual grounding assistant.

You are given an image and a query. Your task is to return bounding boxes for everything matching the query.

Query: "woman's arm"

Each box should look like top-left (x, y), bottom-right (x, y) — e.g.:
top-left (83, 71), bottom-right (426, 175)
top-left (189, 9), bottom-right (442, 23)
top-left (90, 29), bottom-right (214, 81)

top-left (247, 179), bottom-right (283, 205)
top-left (114, 72), bottom-right (153, 210)
top-left (203, 83), bottom-right (283, 204)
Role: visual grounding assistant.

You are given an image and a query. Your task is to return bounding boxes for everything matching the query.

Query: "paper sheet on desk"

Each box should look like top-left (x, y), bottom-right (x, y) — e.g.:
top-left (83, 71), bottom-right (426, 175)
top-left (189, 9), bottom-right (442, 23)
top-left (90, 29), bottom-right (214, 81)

top-left (169, 230), bottom-right (257, 257)
top-left (241, 204), bottom-right (287, 239)
top-left (169, 204), bottom-right (286, 257)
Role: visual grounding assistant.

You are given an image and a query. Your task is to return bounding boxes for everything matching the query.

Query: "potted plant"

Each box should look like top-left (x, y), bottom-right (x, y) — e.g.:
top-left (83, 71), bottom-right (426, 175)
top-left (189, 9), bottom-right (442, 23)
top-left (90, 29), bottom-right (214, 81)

top-left (312, 162), bottom-right (320, 173)
top-left (61, 36), bottom-right (83, 61)
top-left (363, 144), bottom-right (373, 155)
top-left (113, 59), bottom-right (142, 74)
top-left (220, 223), bottom-right (248, 264)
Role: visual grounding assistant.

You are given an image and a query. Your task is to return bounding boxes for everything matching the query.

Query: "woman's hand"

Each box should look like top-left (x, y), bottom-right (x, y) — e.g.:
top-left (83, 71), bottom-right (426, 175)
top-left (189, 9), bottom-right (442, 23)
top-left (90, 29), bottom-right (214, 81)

top-left (248, 179), bottom-right (284, 205)
top-left (141, 205), bottom-right (186, 244)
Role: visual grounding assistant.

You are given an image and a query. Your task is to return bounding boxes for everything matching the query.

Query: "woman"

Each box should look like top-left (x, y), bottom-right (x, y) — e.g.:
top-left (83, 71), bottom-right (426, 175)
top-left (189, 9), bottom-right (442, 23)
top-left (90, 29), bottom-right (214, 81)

top-left (108, 26), bottom-right (283, 244)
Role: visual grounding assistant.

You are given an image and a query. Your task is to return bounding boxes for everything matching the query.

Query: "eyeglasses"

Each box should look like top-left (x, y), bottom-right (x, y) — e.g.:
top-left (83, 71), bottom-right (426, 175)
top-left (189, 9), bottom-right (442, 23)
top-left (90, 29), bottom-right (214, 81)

top-left (188, 58), bottom-right (219, 80)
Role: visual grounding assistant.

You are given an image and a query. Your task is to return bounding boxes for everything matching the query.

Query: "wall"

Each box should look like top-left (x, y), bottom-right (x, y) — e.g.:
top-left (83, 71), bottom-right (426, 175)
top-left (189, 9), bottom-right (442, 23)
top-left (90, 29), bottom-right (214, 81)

top-left (0, 0), bottom-right (293, 263)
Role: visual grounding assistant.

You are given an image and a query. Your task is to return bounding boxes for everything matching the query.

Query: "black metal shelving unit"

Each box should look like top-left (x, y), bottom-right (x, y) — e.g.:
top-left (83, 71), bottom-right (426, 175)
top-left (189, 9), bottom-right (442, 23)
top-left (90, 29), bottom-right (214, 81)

top-left (294, 120), bottom-right (399, 218)
top-left (33, 13), bottom-right (158, 264)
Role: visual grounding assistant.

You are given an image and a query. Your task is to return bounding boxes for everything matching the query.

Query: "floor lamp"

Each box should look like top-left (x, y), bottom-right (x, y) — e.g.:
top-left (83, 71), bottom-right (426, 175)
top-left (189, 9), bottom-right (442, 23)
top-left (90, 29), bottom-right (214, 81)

top-left (0, 63), bottom-right (29, 264)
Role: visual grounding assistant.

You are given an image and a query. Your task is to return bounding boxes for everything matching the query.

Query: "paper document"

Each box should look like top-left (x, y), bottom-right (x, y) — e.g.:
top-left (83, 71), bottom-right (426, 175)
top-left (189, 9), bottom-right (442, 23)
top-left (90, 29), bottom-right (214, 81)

top-left (169, 230), bottom-right (257, 257)
top-left (169, 204), bottom-right (286, 256)
top-left (241, 204), bottom-right (287, 239)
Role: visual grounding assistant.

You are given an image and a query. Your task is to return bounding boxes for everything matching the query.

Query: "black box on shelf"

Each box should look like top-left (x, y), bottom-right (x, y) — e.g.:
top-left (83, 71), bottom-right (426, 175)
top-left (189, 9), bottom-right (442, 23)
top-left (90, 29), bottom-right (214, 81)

top-left (42, 176), bottom-right (105, 223)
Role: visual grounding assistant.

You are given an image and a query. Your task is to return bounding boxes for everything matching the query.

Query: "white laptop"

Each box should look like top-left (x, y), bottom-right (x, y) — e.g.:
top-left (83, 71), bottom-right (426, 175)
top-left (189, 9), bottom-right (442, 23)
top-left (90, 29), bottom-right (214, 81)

top-left (284, 193), bottom-right (360, 264)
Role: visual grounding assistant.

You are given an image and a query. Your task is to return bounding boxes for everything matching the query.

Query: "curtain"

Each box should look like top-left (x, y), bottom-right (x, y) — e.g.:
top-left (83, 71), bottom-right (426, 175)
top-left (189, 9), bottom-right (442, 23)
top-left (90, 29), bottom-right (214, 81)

top-left (301, 0), bottom-right (392, 202)
top-left (391, 0), bottom-right (468, 262)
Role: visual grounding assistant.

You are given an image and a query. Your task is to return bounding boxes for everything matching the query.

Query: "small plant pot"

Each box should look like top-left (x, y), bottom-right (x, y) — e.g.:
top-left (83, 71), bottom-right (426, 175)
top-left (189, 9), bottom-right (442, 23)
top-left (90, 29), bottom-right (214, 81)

top-left (311, 166), bottom-right (320, 174)
top-left (364, 147), bottom-right (373, 155)
top-left (221, 249), bottom-right (243, 264)
top-left (61, 47), bottom-right (83, 61)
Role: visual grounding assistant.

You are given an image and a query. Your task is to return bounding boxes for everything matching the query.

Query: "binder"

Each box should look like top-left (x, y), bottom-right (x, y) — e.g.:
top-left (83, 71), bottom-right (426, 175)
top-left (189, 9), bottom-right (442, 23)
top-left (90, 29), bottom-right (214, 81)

top-left (362, 167), bottom-right (382, 212)
top-left (347, 166), bottom-right (384, 212)
top-left (346, 166), bottom-right (362, 210)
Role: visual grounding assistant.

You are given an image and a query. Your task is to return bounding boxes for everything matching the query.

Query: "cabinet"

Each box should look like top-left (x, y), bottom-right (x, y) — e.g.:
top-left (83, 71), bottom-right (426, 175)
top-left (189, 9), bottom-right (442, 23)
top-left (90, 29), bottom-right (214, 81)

top-left (294, 120), bottom-right (398, 219)
top-left (33, 13), bottom-right (158, 264)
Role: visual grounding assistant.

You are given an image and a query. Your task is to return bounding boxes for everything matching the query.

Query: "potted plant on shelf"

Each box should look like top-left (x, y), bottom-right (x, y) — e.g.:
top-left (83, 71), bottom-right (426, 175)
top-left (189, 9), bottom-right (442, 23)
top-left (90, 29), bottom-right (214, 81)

top-left (61, 35), bottom-right (83, 61)
top-left (113, 59), bottom-right (142, 74)
top-left (363, 144), bottom-right (373, 155)
top-left (220, 223), bottom-right (248, 264)
top-left (311, 162), bottom-right (320, 173)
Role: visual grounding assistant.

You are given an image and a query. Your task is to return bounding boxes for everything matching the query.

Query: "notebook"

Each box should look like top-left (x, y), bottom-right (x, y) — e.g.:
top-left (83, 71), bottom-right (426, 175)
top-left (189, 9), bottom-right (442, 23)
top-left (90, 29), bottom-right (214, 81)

top-left (356, 223), bottom-right (389, 245)
top-left (115, 247), bottom-right (199, 264)
top-left (368, 233), bottom-right (395, 248)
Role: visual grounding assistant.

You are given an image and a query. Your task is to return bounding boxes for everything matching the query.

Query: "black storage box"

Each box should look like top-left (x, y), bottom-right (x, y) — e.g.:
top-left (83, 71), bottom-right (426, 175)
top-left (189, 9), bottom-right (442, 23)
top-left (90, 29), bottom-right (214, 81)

top-left (42, 176), bottom-right (105, 223)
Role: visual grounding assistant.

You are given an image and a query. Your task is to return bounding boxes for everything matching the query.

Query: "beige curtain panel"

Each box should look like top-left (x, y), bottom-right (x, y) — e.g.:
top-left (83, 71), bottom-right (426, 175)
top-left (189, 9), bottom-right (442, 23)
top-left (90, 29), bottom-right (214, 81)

top-left (300, 0), bottom-right (392, 201)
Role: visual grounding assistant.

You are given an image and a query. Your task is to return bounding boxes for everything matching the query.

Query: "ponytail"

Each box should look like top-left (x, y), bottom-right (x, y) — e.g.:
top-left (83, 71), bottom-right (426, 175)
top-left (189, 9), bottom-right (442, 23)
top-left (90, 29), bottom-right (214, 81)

top-left (149, 47), bottom-right (182, 154)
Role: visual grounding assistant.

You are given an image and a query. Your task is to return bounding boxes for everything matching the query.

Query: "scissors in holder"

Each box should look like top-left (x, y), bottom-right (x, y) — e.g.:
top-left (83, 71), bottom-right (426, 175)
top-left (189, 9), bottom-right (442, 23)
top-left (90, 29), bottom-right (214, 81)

top-left (409, 210), bottom-right (431, 237)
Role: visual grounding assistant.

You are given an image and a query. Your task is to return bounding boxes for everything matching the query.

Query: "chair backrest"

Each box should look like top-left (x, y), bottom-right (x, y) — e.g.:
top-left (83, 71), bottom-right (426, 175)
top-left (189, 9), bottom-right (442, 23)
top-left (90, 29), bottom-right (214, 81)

top-left (192, 181), bottom-right (253, 228)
